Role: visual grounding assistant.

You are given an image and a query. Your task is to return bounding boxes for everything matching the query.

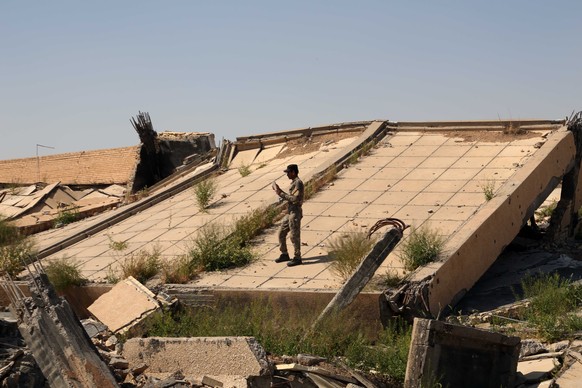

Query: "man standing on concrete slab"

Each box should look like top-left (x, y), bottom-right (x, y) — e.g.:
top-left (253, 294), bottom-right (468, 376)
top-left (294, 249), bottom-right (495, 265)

top-left (273, 164), bottom-right (304, 266)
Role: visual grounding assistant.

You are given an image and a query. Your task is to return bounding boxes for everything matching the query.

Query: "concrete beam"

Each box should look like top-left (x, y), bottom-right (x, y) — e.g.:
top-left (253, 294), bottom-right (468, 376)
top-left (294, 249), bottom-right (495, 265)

top-left (121, 336), bottom-right (271, 381)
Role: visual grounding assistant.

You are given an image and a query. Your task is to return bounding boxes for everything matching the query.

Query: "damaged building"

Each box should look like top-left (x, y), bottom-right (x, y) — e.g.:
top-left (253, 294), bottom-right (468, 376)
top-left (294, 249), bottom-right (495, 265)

top-left (2, 113), bottom-right (582, 386)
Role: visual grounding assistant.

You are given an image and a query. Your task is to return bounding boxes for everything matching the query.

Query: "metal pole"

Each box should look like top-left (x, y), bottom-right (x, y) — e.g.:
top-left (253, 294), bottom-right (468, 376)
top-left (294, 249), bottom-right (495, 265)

top-left (36, 144), bottom-right (55, 183)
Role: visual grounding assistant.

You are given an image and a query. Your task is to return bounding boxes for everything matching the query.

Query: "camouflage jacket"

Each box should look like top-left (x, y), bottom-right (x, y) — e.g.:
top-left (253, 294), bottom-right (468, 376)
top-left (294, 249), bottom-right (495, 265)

top-left (279, 177), bottom-right (304, 214)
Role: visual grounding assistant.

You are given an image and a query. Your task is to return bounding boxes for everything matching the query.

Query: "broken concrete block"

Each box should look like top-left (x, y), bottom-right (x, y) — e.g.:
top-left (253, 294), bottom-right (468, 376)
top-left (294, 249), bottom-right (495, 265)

top-left (297, 353), bottom-right (326, 366)
top-left (520, 338), bottom-right (547, 358)
top-left (554, 354), bottom-right (582, 387)
top-left (549, 340), bottom-right (570, 353)
top-left (405, 318), bottom-right (520, 388)
top-left (87, 276), bottom-right (160, 333)
top-left (122, 336), bottom-right (271, 381)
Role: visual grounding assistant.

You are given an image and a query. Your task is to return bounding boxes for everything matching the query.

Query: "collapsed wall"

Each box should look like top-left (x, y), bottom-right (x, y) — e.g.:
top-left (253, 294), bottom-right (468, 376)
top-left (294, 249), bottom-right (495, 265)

top-left (3, 273), bottom-right (118, 387)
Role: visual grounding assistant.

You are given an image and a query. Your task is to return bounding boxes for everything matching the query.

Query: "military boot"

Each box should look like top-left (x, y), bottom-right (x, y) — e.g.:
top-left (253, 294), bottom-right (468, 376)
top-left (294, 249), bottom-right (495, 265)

top-left (275, 253), bottom-right (290, 263)
top-left (287, 257), bottom-right (302, 267)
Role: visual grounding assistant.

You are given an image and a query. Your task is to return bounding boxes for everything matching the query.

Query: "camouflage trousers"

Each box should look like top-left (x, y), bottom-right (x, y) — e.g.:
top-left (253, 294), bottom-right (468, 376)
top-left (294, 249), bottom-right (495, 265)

top-left (278, 211), bottom-right (302, 259)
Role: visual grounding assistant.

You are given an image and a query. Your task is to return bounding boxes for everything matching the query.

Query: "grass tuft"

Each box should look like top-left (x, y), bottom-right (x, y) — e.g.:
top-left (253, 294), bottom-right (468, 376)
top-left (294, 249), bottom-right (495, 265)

top-left (399, 225), bottom-right (444, 271)
top-left (328, 229), bottom-right (377, 281)
top-left (53, 206), bottom-right (79, 227)
top-left (517, 272), bottom-right (582, 341)
top-left (117, 246), bottom-right (162, 284)
top-left (188, 223), bottom-right (254, 271)
top-left (0, 217), bottom-right (34, 277)
top-left (44, 256), bottom-right (86, 291)
top-left (238, 163), bottom-right (252, 177)
top-left (481, 180), bottom-right (496, 201)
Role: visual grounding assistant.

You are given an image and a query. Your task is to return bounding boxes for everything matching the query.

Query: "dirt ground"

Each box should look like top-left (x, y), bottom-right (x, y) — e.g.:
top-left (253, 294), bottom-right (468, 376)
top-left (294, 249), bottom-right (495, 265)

top-left (276, 130), bottom-right (364, 158)
top-left (440, 129), bottom-right (545, 143)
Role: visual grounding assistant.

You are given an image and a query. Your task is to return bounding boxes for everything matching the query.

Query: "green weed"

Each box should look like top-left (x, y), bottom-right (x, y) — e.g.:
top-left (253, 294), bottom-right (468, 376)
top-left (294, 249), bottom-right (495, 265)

top-left (536, 201), bottom-right (557, 220)
top-left (187, 223), bottom-right (254, 271)
top-left (328, 229), bottom-right (377, 281)
top-left (145, 298), bottom-right (411, 383)
top-left (0, 217), bottom-right (34, 277)
top-left (44, 256), bottom-right (86, 291)
top-left (518, 272), bottom-right (582, 341)
top-left (193, 178), bottom-right (217, 211)
top-left (481, 180), bottom-right (496, 201)
top-left (238, 163), bottom-right (251, 177)
top-left (399, 225), bottom-right (444, 271)
top-left (53, 206), bottom-right (79, 227)
top-left (118, 246), bottom-right (162, 284)
top-left (108, 236), bottom-right (129, 251)
top-left (161, 254), bottom-right (199, 284)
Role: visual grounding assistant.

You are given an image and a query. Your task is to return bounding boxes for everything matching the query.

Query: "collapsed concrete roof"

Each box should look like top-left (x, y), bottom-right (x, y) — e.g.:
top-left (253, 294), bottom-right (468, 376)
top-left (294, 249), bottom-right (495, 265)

top-left (11, 117), bottom-right (582, 321)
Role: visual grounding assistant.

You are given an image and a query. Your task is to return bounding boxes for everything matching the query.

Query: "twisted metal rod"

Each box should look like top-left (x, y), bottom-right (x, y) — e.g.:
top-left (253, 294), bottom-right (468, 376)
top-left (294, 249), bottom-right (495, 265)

top-left (367, 217), bottom-right (408, 239)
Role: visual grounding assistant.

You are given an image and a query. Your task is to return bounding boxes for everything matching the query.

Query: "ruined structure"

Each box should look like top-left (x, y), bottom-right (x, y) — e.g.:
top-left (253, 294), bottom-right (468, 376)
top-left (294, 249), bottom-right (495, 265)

top-left (1, 271), bottom-right (118, 387)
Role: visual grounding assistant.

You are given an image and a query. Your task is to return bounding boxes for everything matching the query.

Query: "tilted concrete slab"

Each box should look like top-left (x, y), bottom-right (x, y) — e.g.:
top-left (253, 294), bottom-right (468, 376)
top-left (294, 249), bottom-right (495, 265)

top-left (405, 126), bottom-right (574, 316)
top-left (87, 276), bottom-right (159, 333)
top-left (121, 336), bottom-right (270, 381)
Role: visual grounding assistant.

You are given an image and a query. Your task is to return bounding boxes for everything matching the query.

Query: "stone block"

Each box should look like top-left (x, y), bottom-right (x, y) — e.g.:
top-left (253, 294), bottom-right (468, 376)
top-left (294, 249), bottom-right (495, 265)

top-left (121, 336), bottom-right (271, 381)
top-left (87, 276), bottom-right (159, 333)
top-left (405, 318), bottom-right (520, 388)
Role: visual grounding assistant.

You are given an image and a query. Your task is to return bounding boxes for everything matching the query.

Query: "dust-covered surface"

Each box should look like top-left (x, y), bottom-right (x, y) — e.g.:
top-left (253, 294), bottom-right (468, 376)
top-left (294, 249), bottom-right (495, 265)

top-left (440, 129), bottom-right (546, 143)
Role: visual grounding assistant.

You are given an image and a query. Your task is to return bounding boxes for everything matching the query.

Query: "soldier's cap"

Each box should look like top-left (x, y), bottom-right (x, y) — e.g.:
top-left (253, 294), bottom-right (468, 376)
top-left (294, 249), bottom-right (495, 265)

top-left (283, 164), bottom-right (299, 174)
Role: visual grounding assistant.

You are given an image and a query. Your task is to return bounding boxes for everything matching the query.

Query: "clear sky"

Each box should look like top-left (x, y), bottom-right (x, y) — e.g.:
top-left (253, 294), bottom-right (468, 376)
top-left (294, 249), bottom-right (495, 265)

top-left (1, 1), bottom-right (580, 160)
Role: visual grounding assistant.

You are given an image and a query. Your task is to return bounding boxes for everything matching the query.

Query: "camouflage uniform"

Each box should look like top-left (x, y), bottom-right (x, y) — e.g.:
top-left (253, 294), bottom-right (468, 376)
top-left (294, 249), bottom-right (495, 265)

top-left (278, 176), bottom-right (304, 259)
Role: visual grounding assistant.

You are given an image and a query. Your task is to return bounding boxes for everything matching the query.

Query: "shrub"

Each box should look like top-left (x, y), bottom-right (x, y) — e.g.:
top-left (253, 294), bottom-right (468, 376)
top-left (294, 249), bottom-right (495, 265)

top-left (118, 246), bottom-right (162, 284)
top-left (44, 256), bottom-right (86, 291)
top-left (481, 180), bottom-right (496, 201)
top-left (232, 206), bottom-right (280, 245)
top-left (193, 178), bottom-right (217, 211)
top-left (238, 163), bottom-right (251, 177)
top-left (518, 272), bottom-right (582, 341)
top-left (53, 206), bottom-right (79, 227)
top-left (328, 230), bottom-right (377, 281)
top-left (0, 217), bottom-right (34, 277)
top-left (108, 236), bottom-right (129, 251)
top-left (162, 255), bottom-right (200, 284)
top-left (536, 200), bottom-right (557, 219)
top-left (188, 223), bottom-right (254, 271)
top-left (399, 225), bottom-right (444, 271)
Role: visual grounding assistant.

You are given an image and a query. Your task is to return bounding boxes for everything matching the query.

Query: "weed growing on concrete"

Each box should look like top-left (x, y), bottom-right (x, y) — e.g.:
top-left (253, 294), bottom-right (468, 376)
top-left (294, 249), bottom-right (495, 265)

top-left (232, 205), bottom-right (280, 245)
top-left (118, 246), bottom-right (162, 284)
top-left (257, 163), bottom-right (267, 169)
top-left (328, 229), bottom-right (377, 281)
top-left (108, 236), bottom-right (129, 251)
top-left (480, 180), bottom-right (496, 201)
top-left (187, 223), bottom-right (254, 271)
top-left (518, 272), bottom-right (582, 341)
top-left (376, 268), bottom-right (403, 289)
top-left (53, 206), bottom-right (79, 227)
top-left (146, 299), bottom-right (411, 384)
top-left (44, 256), bottom-right (86, 291)
top-left (535, 200), bottom-right (557, 220)
top-left (193, 178), bottom-right (217, 211)
top-left (0, 217), bottom-right (34, 277)
top-left (304, 165), bottom-right (338, 200)
top-left (161, 254), bottom-right (199, 284)
top-left (237, 163), bottom-right (252, 177)
top-left (399, 225), bottom-right (444, 271)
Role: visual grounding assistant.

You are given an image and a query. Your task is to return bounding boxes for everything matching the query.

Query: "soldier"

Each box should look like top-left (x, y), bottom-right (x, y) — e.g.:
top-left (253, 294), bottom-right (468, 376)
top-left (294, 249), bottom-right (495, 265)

top-left (273, 164), bottom-right (304, 266)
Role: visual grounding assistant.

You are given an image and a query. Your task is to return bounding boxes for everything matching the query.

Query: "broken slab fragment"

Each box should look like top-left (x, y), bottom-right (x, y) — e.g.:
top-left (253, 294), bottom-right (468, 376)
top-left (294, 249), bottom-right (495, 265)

top-left (87, 276), bottom-right (160, 334)
top-left (405, 318), bottom-right (520, 388)
top-left (121, 336), bottom-right (271, 382)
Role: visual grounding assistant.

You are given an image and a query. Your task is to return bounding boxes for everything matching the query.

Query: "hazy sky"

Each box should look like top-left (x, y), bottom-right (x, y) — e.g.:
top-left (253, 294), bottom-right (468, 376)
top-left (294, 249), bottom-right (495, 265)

top-left (1, 1), bottom-right (580, 159)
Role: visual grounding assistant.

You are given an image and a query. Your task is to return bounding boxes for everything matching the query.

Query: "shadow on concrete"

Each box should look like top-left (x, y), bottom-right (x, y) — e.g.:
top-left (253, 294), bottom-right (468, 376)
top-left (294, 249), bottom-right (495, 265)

top-left (301, 254), bottom-right (332, 265)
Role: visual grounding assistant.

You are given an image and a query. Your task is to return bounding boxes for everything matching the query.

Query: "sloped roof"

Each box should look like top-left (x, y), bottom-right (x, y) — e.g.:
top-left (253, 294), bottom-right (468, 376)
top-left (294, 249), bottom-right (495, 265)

top-left (0, 146), bottom-right (140, 186)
